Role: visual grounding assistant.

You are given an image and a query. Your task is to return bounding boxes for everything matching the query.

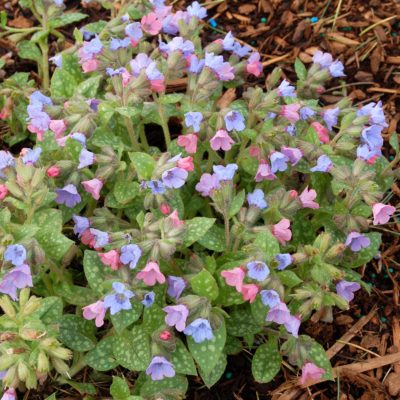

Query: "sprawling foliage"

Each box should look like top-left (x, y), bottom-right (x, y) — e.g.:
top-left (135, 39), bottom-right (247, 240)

top-left (0, 0), bottom-right (398, 398)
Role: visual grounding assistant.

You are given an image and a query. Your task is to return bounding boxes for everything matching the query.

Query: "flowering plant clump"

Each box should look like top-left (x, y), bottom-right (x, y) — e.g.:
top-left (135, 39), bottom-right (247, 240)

top-left (0, 0), bottom-right (399, 398)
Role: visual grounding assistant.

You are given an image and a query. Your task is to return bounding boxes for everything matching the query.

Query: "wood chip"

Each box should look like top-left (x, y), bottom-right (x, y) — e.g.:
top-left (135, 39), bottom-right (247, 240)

top-left (238, 4), bottom-right (256, 14)
top-left (326, 32), bottom-right (360, 46)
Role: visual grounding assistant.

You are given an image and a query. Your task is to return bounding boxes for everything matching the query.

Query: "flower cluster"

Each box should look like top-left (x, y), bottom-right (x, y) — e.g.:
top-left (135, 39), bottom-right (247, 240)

top-left (0, 0), bottom-right (397, 398)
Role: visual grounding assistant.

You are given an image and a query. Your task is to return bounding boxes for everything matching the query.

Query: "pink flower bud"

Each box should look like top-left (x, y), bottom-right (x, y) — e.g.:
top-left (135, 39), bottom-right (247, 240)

top-left (210, 129), bottom-right (235, 151)
top-left (82, 59), bottom-right (99, 73)
top-left (49, 119), bottom-right (67, 139)
top-left (160, 203), bottom-right (171, 215)
top-left (221, 267), bottom-right (245, 292)
top-left (311, 121), bottom-right (329, 144)
top-left (160, 330), bottom-right (172, 341)
top-left (241, 283), bottom-right (259, 303)
top-left (0, 184), bottom-right (8, 200)
top-left (82, 178), bottom-right (103, 200)
top-left (136, 261), bottom-right (166, 286)
top-left (249, 145), bottom-right (261, 158)
top-left (82, 300), bottom-right (106, 327)
top-left (99, 250), bottom-right (120, 271)
top-left (177, 156), bottom-right (194, 171)
top-left (47, 166), bottom-right (60, 178)
top-left (279, 104), bottom-right (301, 123)
top-left (272, 218), bottom-right (292, 245)
top-left (299, 362), bottom-right (325, 386)
top-left (177, 134), bottom-right (198, 154)
top-left (372, 203), bottom-right (396, 225)
top-left (168, 210), bottom-right (184, 227)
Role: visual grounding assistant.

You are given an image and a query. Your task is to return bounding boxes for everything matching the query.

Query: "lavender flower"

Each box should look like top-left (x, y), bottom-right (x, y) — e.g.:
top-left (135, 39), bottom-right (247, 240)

top-left (0, 151), bottom-right (15, 172)
top-left (322, 107), bottom-right (340, 130)
top-left (162, 167), bottom-right (188, 189)
top-left (275, 253), bottom-right (292, 270)
top-left (246, 261), bottom-right (270, 281)
top-left (0, 264), bottom-right (33, 300)
top-left (55, 184), bottom-right (82, 208)
top-left (222, 32), bottom-right (235, 51)
top-left (205, 52), bottom-right (234, 81)
top-left (159, 37), bottom-right (195, 56)
top-left (232, 42), bottom-right (251, 58)
top-left (260, 289), bottom-right (280, 308)
top-left (89, 228), bottom-right (109, 248)
top-left (4, 244), bottom-right (26, 266)
top-left (345, 232), bottom-right (371, 252)
top-left (125, 22), bottom-right (143, 43)
top-left (195, 173), bottom-right (220, 196)
top-left (185, 111), bottom-right (203, 132)
top-left (163, 304), bottom-right (189, 331)
top-left (146, 180), bottom-right (166, 194)
top-left (184, 318), bottom-right (214, 343)
top-left (224, 110), bottom-right (245, 132)
top-left (213, 164), bottom-right (238, 181)
top-left (187, 1), bottom-right (207, 19)
top-left (247, 189), bottom-right (268, 209)
top-left (310, 155), bottom-right (333, 172)
top-left (188, 54), bottom-right (205, 74)
top-left (299, 106), bottom-right (316, 120)
top-left (146, 356), bottom-right (175, 381)
top-left (270, 152), bottom-right (289, 173)
top-left (72, 215), bottom-right (90, 237)
top-left (142, 291), bottom-right (155, 308)
top-left (109, 37), bottom-right (130, 51)
top-left (78, 149), bottom-right (95, 169)
top-left (328, 60), bottom-right (345, 77)
top-left (357, 101), bottom-right (387, 126)
top-left (30, 91), bottom-right (53, 106)
top-left (167, 276), bottom-right (186, 299)
top-left (120, 244), bottom-right (142, 269)
top-left (277, 80), bottom-right (296, 97)
top-left (361, 125), bottom-right (384, 150)
top-left (336, 280), bottom-right (361, 302)
top-left (312, 51), bottom-right (333, 68)
top-left (104, 282), bottom-right (134, 315)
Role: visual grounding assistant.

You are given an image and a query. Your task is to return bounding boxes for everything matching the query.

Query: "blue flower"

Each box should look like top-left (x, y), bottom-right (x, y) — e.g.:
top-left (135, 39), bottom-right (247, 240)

top-left (4, 244), bottom-right (26, 267)
top-left (213, 164), bottom-right (238, 181)
top-left (120, 244), bottom-right (142, 269)
top-left (247, 189), bottom-right (268, 209)
top-left (270, 151), bottom-right (289, 173)
top-left (246, 261), bottom-right (270, 281)
top-left (299, 107), bottom-right (316, 120)
top-left (224, 110), bottom-right (245, 132)
top-left (260, 290), bottom-right (280, 308)
top-left (277, 80), bottom-right (296, 97)
top-left (322, 107), bottom-right (340, 130)
top-left (72, 215), bottom-right (90, 237)
top-left (30, 91), bottom-right (53, 106)
top-left (22, 147), bottom-right (42, 165)
top-left (109, 37), bottom-right (130, 51)
top-left (328, 60), bottom-right (345, 77)
top-left (184, 318), bottom-right (214, 343)
top-left (55, 184), bottom-right (81, 208)
top-left (89, 229), bottom-right (109, 248)
top-left (78, 148), bottom-right (95, 169)
top-left (146, 180), bottom-right (166, 194)
top-left (187, 1), bottom-right (207, 19)
top-left (185, 111), bottom-right (203, 133)
top-left (167, 276), bottom-right (186, 300)
top-left (125, 22), bottom-right (143, 42)
top-left (162, 167), bottom-right (188, 189)
top-left (104, 282), bottom-right (134, 315)
top-left (275, 253), bottom-right (292, 270)
top-left (142, 291), bottom-right (155, 308)
top-left (146, 356), bottom-right (175, 381)
top-left (310, 155), bottom-right (333, 172)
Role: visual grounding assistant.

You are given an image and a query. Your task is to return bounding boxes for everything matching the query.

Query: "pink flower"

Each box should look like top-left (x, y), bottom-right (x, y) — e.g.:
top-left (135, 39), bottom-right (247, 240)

top-left (246, 52), bottom-right (263, 77)
top-left (81, 229), bottom-right (96, 248)
top-left (177, 156), bottom-right (194, 171)
top-left (168, 210), bottom-right (184, 227)
top-left (150, 78), bottom-right (166, 93)
top-left (99, 250), bottom-right (120, 271)
top-left (221, 267), bottom-right (245, 292)
top-left (141, 13), bottom-right (162, 35)
top-left (49, 119), bottom-right (67, 139)
top-left (372, 203), bottom-right (396, 225)
top-left (272, 218), bottom-right (292, 245)
top-left (46, 166), bottom-right (60, 178)
top-left (1, 388), bottom-right (17, 400)
top-left (249, 146), bottom-right (260, 158)
top-left (241, 283), bottom-right (259, 303)
top-left (255, 161), bottom-right (276, 182)
top-left (177, 134), bottom-right (198, 154)
top-left (136, 261), bottom-right (166, 286)
top-left (82, 178), bottom-right (103, 200)
top-left (299, 187), bottom-right (319, 209)
top-left (280, 104), bottom-right (301, 123)
top-left (299, 362), bottom-right (325, 386)
top-left (289, 190), bottom-right (298, 198)
top-left (210, 129), bottom-right (235, 151)
top-left (82, 59), bottom-right (99, 73)
top-left (27, 123), bottom-right (45, 141)
top-left (311, 121), bottom-right (329, 144)
top-left (160, 203), bottom-right (171, 215)
top-left (122, 71), bottom-right (132, 87)
top-left (0, 184), bottom-right (8, 200)
top-left (82, 300), bottom-right (106, 327)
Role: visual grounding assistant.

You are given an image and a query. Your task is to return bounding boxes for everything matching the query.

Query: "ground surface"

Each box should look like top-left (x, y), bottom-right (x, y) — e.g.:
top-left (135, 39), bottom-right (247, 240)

top-left (1, 0), bottom-right (400, 399)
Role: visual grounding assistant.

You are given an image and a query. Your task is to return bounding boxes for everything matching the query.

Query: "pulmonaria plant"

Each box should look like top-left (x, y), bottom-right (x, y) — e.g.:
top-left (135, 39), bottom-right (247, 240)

top-left (0, 0), bottom-right (399, 398)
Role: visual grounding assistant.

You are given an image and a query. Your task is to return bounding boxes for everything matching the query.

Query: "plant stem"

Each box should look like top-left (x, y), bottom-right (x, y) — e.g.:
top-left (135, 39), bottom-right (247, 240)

top-left (39, 41), bottom-right (50, 90)
top-left (224, 213), bottom-right (231, 249)
top-left (139, 123), bottom-right (149, 152)
top-left (154, 94), bottom-right (171, 148)
top-left (125, 116), bottom-right (140, 151)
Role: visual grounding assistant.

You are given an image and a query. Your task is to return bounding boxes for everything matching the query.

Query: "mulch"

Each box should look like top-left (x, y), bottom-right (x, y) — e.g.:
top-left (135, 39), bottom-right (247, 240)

top-left (1, 0), bottom-right (400, 398)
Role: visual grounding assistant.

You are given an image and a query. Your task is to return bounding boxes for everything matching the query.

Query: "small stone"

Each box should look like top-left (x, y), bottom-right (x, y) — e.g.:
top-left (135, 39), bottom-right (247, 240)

top-left (261, 17), bottom-right (267, 23)
top-left (225, 371), bottom-right (233, 379)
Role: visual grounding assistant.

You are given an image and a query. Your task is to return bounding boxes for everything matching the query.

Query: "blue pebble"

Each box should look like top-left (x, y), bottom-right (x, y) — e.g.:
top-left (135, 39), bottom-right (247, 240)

top-left (209, 18), bottom-right (217, 28)
top-left (311, 17), bottom-right (318, 23)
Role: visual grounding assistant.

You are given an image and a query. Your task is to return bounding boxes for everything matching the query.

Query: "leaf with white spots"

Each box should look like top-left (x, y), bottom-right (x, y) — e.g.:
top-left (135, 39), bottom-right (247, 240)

top-left (252, 338), bottom-right (282, 383)
top-left (349, 232), bottom-right (381, 268)
top-left (128, 152), bottom-right (156, 180)
top-left (142, 304), bottom-right (165, 334)
top-left (184, 217), bottom-right (216, 247)
top-left (170, 339), bottom-right (197, 376)
top-left (197, 225), bottom-right (226, 252)
top-left (199, 353), bottom-right (227, 388)
top-left (111, 302), bottom-right (143, 333)
top-left (59, 315), bottom-right (97, 352)
top-left (139, 374), bottom-right (188, 397)
top-left (187, 319), bottom-right (226, 375)
top-left (113, 326), bottom-right (150, 371)
top-left (86, 336), bottom-right (118, 371)
top-left (302, 336), bottom-right (333, 380)
top-left (113, 181), bottom-right (140, 205)
top-left (190, 269), bottom-right (219, 301)
top-left (228, 190), bottom-right (245, 218)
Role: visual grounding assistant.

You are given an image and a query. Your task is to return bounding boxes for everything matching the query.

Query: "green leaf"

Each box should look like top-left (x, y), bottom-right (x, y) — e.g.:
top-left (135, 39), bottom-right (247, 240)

top-left (198, 225), bottom-right (226, 252)
top-left (82, 20), bottom-right (107, 33)
top-left (294, 58), bottom-right (307, 80)
top-left (199, 353), bottom-right (226, 388)
top-left (75, 75), bottom-right (102, 98)
top-left (304, 336), bottom-right (333, 380)
top-left (226, 304), bottom-right (262, 336)
top-left (60, 380), bottom-right (97, 395)
top-left (86, 336), bottom-right (119, 371)
top-left (170, 339), bottom-right (197, 376)
top-left (114, 181), bottom-right (140, 204)
top-left (252, 339), bottom-right (282, 383)
top-left (254, 230), bottom-right (280, 259)
top-left (54, 283), bottom-right (96, 307)
top-left (111, 376), bottom-right (130, 400)
top-left (31, 30), bottom-right (49, 43)
top-left (140, 374), bottom-right (188, 397)
top-left (111, 302), bottom-right (143, 333)
top-left (33, 296), bottom-right (63, 324)
top-left (229, 190), bottom-right (245, 218)
top-left (190, 269), bottom-right (219, 301)
top-left (142, 304), bottom-right (165, 334)
top-left (187, 319), bottom-right (226, 375)
top-left (83, 250), bottom-right (119, 295)
top-left (49, 12), bottom-right (87, 29)
top-left (277, 270), bottom-right (303, 288)
top-left (17, 41), bottom-right (42, 64)
top-left (389, 132), bottom-right (399, 154)
top-left (50, 55), bottom-right (84, 98)
top-left (59, 315), bottom-right (96, 352)
top-left (183, 217), bottom-right (215, 246)
top-left (113, 326), bottom-right (151, 371)
top-left (160, 93), bottom-right (183, 104)
top-left (350, 232), bottom-right (381, 268)
top-left (128, 152), bottom-right (156, 180)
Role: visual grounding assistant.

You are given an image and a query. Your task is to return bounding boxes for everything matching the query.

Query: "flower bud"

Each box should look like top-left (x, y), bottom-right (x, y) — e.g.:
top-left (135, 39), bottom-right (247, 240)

top-left (0, 354), bottom-right (18, 371)
top-left (0, 295), bottom-right (16, 318)
top-left (19, 288), bottom-right (30, 307)
top-left (48, 346), bottom-right (72, 360)
top-left (37, 351), bottom-right (50, 373)
top-left (17, 360), bottom-right (29, 382)
top-left (51, 358), bottom-right (70, 375)
top-left (324, 243), bottom-right (346, 262)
